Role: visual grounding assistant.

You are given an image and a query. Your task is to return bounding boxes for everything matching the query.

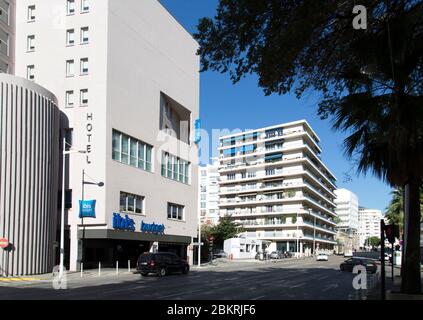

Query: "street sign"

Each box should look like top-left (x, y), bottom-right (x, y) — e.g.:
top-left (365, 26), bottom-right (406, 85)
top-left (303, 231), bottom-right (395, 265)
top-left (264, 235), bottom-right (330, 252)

top-left (0, 238), bottom-right (8, 249)
top-left (192, 242), bottom-right (204, 246)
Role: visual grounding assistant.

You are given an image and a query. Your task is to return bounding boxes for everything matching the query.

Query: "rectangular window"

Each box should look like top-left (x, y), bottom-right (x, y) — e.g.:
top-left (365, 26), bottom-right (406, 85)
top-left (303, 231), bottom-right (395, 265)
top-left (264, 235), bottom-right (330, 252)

top-left (112, 130), bottom-right (153, 172)
top-left (66, 59), bottom-right (74, 77)
top-left (27, 65), bottom-right (35, 81)
top-left (0, 60), bottom-right (8, 73)
top-left (27, 35), bottom-right (35, 52)
top-left (65, 90), bottom-right (74, 107)
top-left (67, 0), bottom-right (75, 15)
top-left (167, 203), bottom-right (184, 221)
top-left (119, 192), bottom-right (144, 215)
top-left (0, 0), bottom-right (9, 25)
top-left (80, 58), bottom-right (88, 75)
top-left (81, 27), bottom-right (89, 44)
top-left (66, 29), bottom-right (75, 46)
top-left (81, 0), bottom-right (89, 13)
top-left (27, 5), bottom-right (36, 22)
top-left (161, 152), bottom-right (190, 184)
top-left (80, 89), bottom-right (88, 105)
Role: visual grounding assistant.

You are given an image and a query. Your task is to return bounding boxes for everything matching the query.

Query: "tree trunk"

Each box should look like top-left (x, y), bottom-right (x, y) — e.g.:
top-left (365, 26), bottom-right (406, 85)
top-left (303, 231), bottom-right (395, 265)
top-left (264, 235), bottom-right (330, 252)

top-left (401, 179), bottom-right (422, 294)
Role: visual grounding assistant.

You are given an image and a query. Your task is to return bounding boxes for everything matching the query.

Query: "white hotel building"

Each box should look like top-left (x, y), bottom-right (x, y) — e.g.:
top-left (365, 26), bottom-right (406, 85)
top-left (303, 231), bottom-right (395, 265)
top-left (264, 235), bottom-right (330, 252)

top-left (218, 121), bottom-right (338, 255)
top-left (14, 0), bottom-right (199, 272)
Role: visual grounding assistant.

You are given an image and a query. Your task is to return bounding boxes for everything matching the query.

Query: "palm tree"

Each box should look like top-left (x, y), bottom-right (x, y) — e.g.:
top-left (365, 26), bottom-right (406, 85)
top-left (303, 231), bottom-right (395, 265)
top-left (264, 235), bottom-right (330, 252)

top-left (385, 189), bottom-right (404, 234)
top-left (385, 187), bottom-right (423, 236)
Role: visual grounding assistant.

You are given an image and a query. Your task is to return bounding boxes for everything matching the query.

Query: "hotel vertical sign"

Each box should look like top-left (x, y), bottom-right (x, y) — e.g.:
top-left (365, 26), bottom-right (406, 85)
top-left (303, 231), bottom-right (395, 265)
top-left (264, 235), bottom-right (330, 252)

top-left (86, 113), bottom-right (93, 164)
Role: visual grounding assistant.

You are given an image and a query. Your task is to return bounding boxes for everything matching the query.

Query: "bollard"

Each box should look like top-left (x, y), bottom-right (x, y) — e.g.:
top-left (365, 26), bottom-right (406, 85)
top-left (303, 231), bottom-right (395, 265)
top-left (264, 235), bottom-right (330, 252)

top-left (128, 260), bottom-right (130, 273)
top-left (80, 263), bottom-right (83, 278)
top-left (116, 261), bottom-right (119, 275)
top-left (98, 262), bottom-right (101, 277)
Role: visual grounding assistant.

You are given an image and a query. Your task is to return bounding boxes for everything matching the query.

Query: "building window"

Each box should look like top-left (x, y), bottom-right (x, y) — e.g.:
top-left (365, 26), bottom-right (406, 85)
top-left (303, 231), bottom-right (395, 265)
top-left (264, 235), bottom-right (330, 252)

top-left (66, 29), bottom-right (75, 46)
top-left (112, 130), bottom-right (153, 172)
top-left (120, 192), bottom-right (144, 215)
top-left (27, 35), bottom-right (35, 52)
top-left (81, 0), bottom-right (89, 13)
top-left (167, 203), bottom-right (184, 221)
top-left (80, 58), bottom-right (88, 75)
top-left (161, 152), bottom-right (190, 184)
top-left (80, 89), bottom-right (88, 106)
top-left (66, 59), bottom-right (74, 77)
top-left (81, 27), bottom-right (89, 44)
top-left (0, 28), bottom-right (9, 56)
top-left (65, 90), bottom-right (74, 107)
top-left (67, 0), bottom-right (75, 15)
top-left (0, 0), bottom-right (9, 25)
top-left (27, 65), bottom-right (35, 81)
top-left (27, 5), bottom-right (36, 22)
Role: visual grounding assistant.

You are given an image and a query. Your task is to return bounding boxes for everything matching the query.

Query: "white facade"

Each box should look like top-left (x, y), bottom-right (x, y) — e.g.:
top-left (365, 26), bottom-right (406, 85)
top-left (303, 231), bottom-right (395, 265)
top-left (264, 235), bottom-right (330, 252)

top-left (223, 236), bottom-right (264, 260)
top-left (334, 189), bottom-right (359, 231)
top-left (218, 120), bottom-right (338, 256)
top-left (199, 161), bottom-right (220, 225)
top-left (0, 0), bottom-right (15, 73)
top-left (15, 0), bottom-right (199, 271)
top-left (358, 208), bottom-right (383, 248)
top-left (0, 73), bottom-right (60, 276)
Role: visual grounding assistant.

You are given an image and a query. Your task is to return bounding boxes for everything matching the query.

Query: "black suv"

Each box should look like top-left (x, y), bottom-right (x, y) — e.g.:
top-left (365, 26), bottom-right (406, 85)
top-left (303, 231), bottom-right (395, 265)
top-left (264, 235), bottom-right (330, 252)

top-left (136, 252), bottom-right (190, 277)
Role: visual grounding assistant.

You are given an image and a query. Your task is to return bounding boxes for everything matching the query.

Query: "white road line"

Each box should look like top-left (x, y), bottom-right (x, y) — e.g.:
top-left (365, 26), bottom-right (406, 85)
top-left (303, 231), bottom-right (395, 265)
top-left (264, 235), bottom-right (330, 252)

top-left (158, 289), bottom-right (203, 299)
top-left (251, 295), bottom-right (265, 300)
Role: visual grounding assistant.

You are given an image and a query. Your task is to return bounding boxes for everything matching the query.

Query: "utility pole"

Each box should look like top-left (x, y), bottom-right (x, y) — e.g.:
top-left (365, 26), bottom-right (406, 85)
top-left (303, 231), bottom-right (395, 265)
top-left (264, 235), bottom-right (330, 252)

top-left (380, 219), bottom-right (386, 300)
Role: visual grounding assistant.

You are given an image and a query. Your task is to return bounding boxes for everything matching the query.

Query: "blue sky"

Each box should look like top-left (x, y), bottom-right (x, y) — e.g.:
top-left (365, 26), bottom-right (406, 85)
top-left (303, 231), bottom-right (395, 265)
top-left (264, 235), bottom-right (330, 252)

top-left (160, 0), bottom-right (392, 212)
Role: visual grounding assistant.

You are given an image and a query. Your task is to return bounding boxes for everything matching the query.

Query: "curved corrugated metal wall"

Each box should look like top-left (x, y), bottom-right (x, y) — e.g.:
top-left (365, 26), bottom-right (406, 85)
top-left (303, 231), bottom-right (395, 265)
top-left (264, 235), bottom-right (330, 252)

top-left (0, 74), bottom-right (60, 276)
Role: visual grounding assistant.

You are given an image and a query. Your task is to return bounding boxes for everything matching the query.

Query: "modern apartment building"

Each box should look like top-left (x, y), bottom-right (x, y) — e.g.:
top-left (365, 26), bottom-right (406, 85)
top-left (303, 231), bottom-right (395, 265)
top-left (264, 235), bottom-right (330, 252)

top-left (0, 0), bottom-right (15, 73)
top-left (199, 161), bottom-right (220, 225)
top-left (218, 120), bottom-right (338, 255)
top-left (15, 0), bottom-right (199, 271)
top-left (334, 189), bottom-right (359, 232)
top-left (358, 207), bottom-right (383, 248)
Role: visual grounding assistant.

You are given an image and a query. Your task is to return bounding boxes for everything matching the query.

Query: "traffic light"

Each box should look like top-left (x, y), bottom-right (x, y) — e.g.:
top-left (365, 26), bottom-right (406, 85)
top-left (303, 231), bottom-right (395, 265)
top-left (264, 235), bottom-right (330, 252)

top-left (384, 224), bottom-right (399, 243)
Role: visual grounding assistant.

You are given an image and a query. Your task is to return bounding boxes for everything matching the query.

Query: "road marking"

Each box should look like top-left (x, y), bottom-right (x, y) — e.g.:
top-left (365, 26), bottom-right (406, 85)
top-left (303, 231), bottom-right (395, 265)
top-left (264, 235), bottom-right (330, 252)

top-left (251, 295), bottom-right (265, 300)
top-left (289, 283), bottom-right (306, 289)
top-left (158, 289), bottom-right (203, 299)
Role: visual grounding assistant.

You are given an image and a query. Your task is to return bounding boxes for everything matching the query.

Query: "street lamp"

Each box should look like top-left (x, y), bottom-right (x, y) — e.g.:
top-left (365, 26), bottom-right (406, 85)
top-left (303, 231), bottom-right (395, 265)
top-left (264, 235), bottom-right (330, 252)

top-left (80, 169), bottom-right (104, 267)
top-left (308, 209), bottom-right (316, 256)
top-left (59, 138), bottom-right (86, 279)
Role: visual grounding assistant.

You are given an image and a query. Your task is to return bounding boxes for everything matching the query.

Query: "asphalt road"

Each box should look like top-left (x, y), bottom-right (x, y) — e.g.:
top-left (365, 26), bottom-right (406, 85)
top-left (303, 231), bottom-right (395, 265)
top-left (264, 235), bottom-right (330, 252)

top-left (0, 255), bottom-right (376, 300)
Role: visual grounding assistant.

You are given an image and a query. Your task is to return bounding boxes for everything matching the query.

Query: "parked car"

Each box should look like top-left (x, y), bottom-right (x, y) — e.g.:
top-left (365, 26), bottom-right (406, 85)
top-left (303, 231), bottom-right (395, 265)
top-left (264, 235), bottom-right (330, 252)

top-left (213, 250), bottom-right (228, 259)
top-left (270, 251), bottom-right (284, 259)
top-left (340, 257), bottom-right (377, 274)
top-left (136, 252), bottom-right (189, 277)
top-left (379, 252), bottom-right (393, 263)
top-left (316, 253), bottom-right (329, 261)
top-left (283, 251), bottom-right (293, 258)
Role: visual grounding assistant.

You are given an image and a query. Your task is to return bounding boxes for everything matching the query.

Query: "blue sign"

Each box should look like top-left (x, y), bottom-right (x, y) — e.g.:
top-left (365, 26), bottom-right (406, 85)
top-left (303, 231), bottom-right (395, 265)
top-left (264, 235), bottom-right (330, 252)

top-left (113, 213), bottom-right (135, 232)
top-left (194, 119), bottom-right (201, 144)
top-left (79, 200), bottom-right (96, 218)
top-left (141, 221), bottom-right (165, 235)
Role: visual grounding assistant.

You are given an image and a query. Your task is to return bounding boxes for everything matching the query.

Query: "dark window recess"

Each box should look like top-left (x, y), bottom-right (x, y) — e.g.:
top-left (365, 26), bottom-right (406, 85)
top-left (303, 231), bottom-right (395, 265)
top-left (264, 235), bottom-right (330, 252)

top-left (58, 190), bottom-right (73, 209)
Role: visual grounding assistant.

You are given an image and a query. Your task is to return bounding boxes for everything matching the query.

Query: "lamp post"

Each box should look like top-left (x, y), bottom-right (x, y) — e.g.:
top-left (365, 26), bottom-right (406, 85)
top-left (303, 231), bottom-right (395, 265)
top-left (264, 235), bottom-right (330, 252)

top-left (59, 138), bottom-right (86, 279)
top-left (80, 169), bottom-right (104, 267)
top-left (308, 209), bottom-right (316, 256)
top-left (296, 210), bottom-right (299, 259)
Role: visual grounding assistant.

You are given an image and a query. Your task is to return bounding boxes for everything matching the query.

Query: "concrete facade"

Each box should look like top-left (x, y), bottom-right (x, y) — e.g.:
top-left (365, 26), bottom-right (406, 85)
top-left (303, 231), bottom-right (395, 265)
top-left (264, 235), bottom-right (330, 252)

top-left (15, 0), bottom-right (199, 271)
top-left (358, 207), bottom-right (383, 248)
top-left (0, 0), bottom-right (15, 74)
top-left (199, 161), bottom-right (220, 225)
top-left (0, 73), bottom-right (60, 276)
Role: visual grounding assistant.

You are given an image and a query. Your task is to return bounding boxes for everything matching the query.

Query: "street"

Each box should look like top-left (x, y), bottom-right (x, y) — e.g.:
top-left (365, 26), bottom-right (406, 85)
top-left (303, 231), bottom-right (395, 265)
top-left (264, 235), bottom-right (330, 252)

top-left (0, 255), bottom-right (378, 300)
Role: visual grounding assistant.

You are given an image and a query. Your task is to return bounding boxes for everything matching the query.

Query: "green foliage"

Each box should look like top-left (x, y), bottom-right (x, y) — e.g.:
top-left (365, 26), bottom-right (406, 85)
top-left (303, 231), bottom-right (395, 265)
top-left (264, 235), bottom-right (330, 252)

top-left (366, 236), bottom-right (381, 248)
top-left (209, 216), bottom-right (244, 249)
top-left (385, 187), bottom-right (423, 234)
top-left (195, 0), bottom-right (423, 187)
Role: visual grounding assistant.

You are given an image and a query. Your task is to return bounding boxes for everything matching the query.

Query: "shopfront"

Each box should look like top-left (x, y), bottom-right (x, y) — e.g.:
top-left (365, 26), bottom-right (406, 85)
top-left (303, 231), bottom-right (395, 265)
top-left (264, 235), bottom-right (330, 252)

top-left (77, 228), bottom-right (191, 269)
